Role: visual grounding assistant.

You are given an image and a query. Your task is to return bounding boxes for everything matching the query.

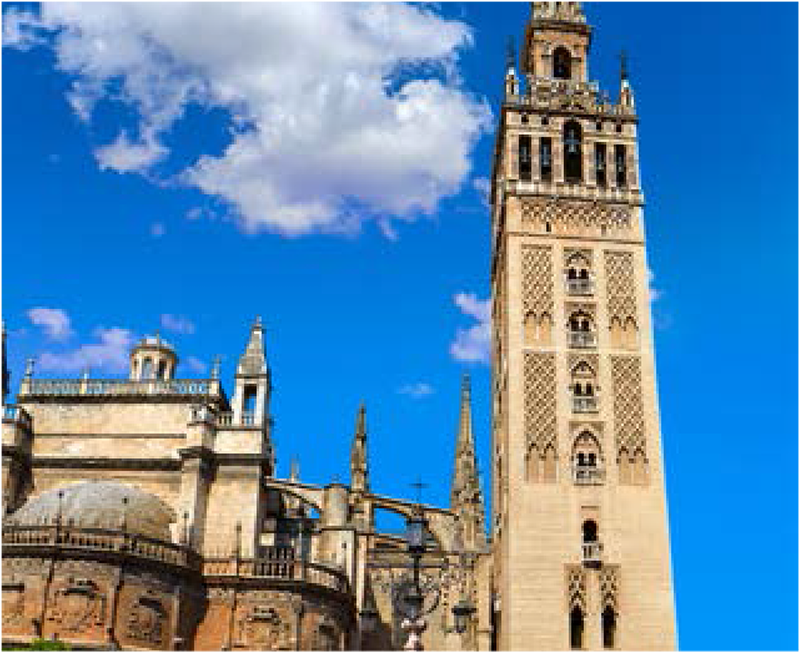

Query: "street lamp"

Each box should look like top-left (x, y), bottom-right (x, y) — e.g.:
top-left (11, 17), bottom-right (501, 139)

top-left (399, 506), bottom-right (432, 651)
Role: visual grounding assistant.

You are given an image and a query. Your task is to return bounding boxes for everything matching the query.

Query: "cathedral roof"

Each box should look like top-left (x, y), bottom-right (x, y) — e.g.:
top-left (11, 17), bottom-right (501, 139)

top-left (8, 481), bottom-right (176, 541)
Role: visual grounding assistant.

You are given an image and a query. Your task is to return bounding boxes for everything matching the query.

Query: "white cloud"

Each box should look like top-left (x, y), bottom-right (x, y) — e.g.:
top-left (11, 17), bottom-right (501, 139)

top-left (27, 307), bottom-right (74, 340)
top-left (150, 222), bottom-right (166, 238)
top-left (6, 3), bottom-right (492, 237)
top-left (647, 266), bottom-right (662, 303)
top-left (96, 131), bottom-right (166, 172)
top-left (160, 314), bottom-right (196, 335)
top-left (38, 327), bottom-right (135, 373)
top-left (473, 176), bottom-right (491, 209)
top-left (183, 356), bottom-right (207, 375)
top-left (449, 292), bottom-right (491, 364)
top-left (398, 382), bottom-right (435, 398)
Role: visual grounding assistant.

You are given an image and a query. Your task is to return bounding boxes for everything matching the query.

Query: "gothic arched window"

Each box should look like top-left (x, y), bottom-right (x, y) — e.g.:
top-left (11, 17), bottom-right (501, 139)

top-left (564, 121), bottom-right (583, 183)
top-left (553, 47), bottom-right (572, 80)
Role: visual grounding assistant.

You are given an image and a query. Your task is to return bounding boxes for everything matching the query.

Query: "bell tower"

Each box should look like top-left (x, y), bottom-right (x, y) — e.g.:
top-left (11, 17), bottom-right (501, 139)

top-left (490, 3), bottom-right (675, 649)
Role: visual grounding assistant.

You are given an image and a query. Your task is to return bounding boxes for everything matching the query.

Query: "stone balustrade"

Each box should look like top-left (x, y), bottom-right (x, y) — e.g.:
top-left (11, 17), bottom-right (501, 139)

top-left (567, 331), bottom-right (596, 349)
top-left (202, 554), bottom-right (350, 593)
top-left (510, 179), bottom-right (643, 206)
top-left (566, 279), bottom-right (594, 296)
top-left (216, 411), bottom-right (259, 427)
top-left (20, 378), bottom-right (217, 398)
top-left (582, 542), bottom-right (603, 565)
top-left (573, 466), bottom-right (604, 485)
top-left (572, 396), bottom-right (598, 413)
top-left (3, 524), bottom-right (200, 568)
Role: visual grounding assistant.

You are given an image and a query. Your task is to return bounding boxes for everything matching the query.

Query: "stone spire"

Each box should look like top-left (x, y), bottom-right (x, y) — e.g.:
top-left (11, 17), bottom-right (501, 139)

top-left (350, 403), bottom-right (369, 494)
top-left (450, 375), bottom-right (485, 549)
top-left (619, 49), bottom-right (636, 110)
top-left (236, 316), bottom-right (268, 377)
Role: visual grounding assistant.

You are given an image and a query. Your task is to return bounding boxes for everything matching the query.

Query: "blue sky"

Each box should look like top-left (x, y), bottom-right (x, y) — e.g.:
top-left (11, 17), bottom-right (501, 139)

top-left (2, 3), bottom-right (797, 649)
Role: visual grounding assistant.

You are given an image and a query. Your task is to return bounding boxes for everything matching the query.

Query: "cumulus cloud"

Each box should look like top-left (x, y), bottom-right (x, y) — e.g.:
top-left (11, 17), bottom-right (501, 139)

top-left (160, 314), bottom-right (195, 335)
top-left (27, 307), bottom-right (74, 340)
top-left (96, 131), bottom-right (167, 173)
top-left (398, 382), bottom-right (435, 398)
top-left (449, 292), bottom-right (490, 364)
top-left (473, 176), bottom-right (491, 209)
top-left (5, 3), bottom-right (492, 237)
top-left (37, 327), bottom-right (135, 373)
top-left (183, 356), bottom-right (207, 375)
top-left (647, 266), bottom-right (662, 303)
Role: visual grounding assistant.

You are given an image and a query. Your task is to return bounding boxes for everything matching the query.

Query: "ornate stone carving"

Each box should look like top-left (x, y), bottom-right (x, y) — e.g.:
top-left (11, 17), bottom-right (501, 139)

top-left (524, 352), bottom-right (557, 454)
top-left (126, 591), bottom-right (167, 647)
top-left (604, 251), bottom-right (637, 324)
top-left (49, 577), bottom-right (106, 633)
top-left (566, 566), bottom-right (587, 611)
top-left (522, 245), bottom-right (554, 319)
top-left (600, 566), bottom-right (620, 611)
top-left (521, 197), bottom-right (632, 235)
top-left (611, 355), bottom-right (647, 460)
top-left (2, 580), bottom-right (26, 628)
top-left (236, 605), bottom-right (292, 650)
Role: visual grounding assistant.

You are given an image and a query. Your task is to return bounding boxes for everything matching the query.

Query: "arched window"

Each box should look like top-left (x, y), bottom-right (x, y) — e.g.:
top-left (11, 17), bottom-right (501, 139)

top-left (570, 606), bottom-right (584, 649)
top-left (578, 269), bottom-right (589, 280)
top-left (582, 520), bottom-right (598, 543)
top-left (141, 357), bottom-right (153, 380)
top-left (157, 360), bottom-right (167, 380)
top-left (567, 268), bottom-right (577, 280)
top-left (554, 47), bottom-right (572, 80)
top-left (563, 121), bottom-right (583, 183)
top-left (602, 606), bottom-right (617, 649)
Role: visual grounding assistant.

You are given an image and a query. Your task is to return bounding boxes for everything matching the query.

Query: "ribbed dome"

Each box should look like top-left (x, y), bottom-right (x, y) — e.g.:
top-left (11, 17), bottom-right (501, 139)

top-left (9, 481), bottom-right (176, 541)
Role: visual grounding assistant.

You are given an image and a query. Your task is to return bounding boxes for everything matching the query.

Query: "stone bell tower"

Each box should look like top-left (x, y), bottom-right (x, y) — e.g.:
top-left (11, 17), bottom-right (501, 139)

top-left (490, 3), bottom-right (676, 649)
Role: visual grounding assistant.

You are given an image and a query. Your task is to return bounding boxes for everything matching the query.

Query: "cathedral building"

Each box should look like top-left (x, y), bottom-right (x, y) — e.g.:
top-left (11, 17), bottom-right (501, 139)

top-left (2, 3), bottom-right (675, 650)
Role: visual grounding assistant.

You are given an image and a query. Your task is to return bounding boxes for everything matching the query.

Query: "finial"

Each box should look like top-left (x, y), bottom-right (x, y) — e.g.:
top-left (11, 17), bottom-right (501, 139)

top-left (290, 457), bottom-right (300, 482)
top-left (619, 49), bottom-right (629, 82)
top-left (254, 315), bottom-right (262, 328)
top-left (155, 329), bottom-right (161, 346)
top-left (211, 355), bottom-right (221, 379)
top-left (505, 36), bottom-right (516, 72)
top-left (24, 357), bottom-right (35, 379)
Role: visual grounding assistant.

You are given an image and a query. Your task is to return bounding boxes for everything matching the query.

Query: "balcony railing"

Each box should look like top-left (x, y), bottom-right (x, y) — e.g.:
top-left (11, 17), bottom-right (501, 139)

top-left (572, 396), bottom-right (598, 413)
top-left (21, 378), bottom-right (216, 398)
top-left (202, 554), bottom-right (349, 594)
top-left (216, 411), bottom-right (258, 427)
top-left (3, 524), bottom-right (200, 569)
top-left (568, 331), bottom-right (596, 348)
top-left (566, 279), bottom-right (594, 295)
top-left (582, 542), bottom-right (603, 565)
top-left (573, 466), bottom-right (605, 485)
top-left (3, 404), bottom-right (31, 429)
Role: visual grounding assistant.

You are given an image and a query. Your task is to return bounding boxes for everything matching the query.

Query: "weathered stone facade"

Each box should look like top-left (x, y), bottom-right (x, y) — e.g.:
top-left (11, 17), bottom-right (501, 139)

top-left (3, 3), bottom-right (675, 650)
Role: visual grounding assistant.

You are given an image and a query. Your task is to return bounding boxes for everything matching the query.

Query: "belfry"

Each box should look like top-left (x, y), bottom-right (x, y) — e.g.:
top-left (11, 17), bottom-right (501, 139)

top-left (489, 2), bottom-right (676, 649)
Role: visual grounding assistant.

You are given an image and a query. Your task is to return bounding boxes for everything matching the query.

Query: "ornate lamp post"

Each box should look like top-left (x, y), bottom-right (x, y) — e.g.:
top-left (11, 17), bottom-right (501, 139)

top-left (399, 506), bottom-right (429, 650)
